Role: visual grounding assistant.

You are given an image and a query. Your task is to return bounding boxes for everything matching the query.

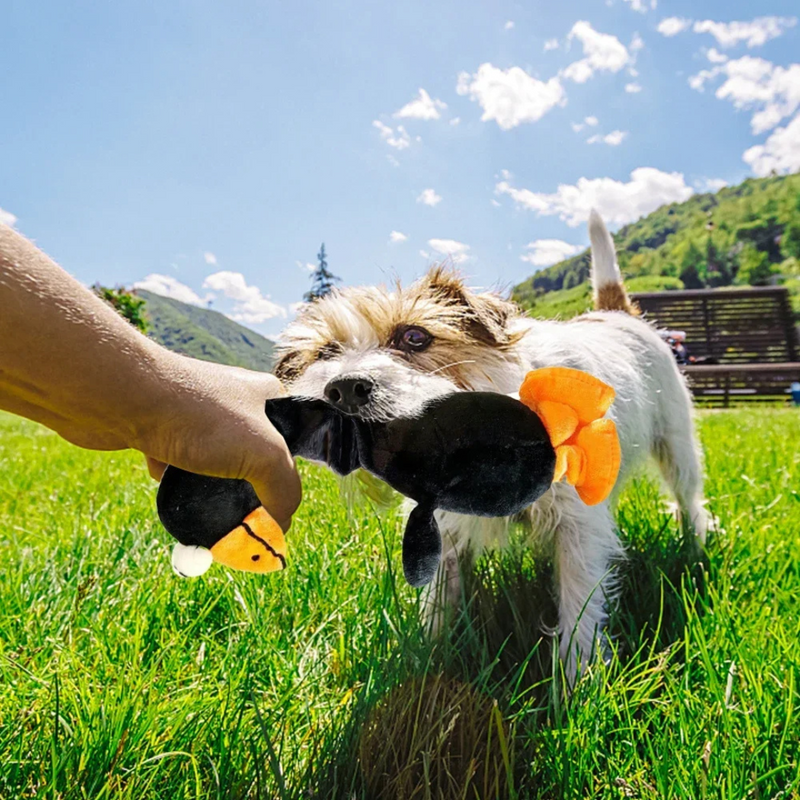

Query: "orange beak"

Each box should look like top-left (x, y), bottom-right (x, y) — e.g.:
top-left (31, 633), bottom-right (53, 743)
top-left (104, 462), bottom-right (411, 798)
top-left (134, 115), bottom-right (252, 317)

top-left (210, 506), bottom-right (287, 574)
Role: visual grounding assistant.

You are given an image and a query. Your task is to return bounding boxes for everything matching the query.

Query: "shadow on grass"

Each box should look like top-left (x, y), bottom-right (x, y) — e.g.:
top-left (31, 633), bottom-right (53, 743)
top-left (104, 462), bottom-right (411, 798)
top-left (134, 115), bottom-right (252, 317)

top-left (303, 480), bottom-right (712, 799)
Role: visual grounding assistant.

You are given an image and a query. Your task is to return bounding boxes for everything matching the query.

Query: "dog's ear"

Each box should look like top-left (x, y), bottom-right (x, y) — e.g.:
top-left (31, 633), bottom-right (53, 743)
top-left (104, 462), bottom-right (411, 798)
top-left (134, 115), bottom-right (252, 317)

top-left (423, 265), bottom-right (519, 347)
top-left (273, 349), bottom-right (309, 384)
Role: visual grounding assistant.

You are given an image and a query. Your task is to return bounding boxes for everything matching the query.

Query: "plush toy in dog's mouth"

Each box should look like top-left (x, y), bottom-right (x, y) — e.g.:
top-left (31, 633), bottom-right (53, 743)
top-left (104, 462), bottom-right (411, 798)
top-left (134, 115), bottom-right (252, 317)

top-left (158, 367), bottom-right (621, 587)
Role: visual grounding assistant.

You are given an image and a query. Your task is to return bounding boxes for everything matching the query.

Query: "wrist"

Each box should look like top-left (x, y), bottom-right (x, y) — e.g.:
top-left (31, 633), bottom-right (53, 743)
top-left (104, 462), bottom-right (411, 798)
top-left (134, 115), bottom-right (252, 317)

top-left (121, 342), bottom-right (194, 455)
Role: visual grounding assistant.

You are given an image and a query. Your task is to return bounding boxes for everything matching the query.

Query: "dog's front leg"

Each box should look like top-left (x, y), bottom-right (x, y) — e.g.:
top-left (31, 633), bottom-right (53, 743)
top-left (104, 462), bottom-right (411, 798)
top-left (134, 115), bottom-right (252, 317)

top-left (420, 511), bottom-right (510, 637)
top-left (550, 487), bottom-right (624, 682)
top-left (421, 543), bottom-right (463, 638)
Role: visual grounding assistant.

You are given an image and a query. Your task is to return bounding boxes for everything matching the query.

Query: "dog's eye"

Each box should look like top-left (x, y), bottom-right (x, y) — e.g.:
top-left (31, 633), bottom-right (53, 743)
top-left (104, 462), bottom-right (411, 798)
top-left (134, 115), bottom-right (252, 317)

top-left (394, 326), bottom-right (433, 353)
top-left (316, 342), bottom-right (342, 361)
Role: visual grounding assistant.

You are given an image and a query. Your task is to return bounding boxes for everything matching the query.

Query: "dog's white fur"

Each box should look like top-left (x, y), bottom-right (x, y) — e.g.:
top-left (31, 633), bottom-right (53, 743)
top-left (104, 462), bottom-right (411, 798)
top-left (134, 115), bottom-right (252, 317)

top-left (276, 210), bottom-right (708, 679)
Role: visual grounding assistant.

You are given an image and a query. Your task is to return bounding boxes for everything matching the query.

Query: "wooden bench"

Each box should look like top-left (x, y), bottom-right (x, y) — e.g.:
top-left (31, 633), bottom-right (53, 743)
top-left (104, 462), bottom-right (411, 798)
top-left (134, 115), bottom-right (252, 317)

top-left (629, 287), bottom-right (800, 406)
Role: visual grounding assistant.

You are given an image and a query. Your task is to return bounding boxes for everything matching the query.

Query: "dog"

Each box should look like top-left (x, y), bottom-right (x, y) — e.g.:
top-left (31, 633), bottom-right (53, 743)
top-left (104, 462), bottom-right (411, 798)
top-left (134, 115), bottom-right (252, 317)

top-left (274, 210), bottom-right (708, 678)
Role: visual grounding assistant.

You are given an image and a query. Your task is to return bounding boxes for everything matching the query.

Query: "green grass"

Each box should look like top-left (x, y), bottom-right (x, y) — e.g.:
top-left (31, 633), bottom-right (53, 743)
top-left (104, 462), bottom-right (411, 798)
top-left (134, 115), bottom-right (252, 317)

top-left (1, 408), bottom-right (799, 799)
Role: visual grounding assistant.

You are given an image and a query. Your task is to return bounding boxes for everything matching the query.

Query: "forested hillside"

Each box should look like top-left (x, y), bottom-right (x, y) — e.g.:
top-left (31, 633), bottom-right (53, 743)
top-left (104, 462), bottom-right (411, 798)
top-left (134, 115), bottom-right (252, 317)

top-left (513, 172), bottom-right (800, 320)
top-left (136, 289), bottom-right (275, 371)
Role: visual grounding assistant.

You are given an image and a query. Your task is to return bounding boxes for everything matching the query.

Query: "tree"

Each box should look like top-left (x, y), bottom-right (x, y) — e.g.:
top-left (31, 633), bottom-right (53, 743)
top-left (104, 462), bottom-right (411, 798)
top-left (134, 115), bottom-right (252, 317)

top-left (678, 241), bottom-right (705, 289)
top-left (304, 243), bottom-right (340, 302)
top-left (93, 285), bottom-right (149, 333)
top-left (783, 222), bottom-right (800, 260)
top-left (563, 270), bottom-right (580, 290)
top-left (706, 235), bottom-right (732, 287)
top-left (736, 245), bottom-right (776, 286)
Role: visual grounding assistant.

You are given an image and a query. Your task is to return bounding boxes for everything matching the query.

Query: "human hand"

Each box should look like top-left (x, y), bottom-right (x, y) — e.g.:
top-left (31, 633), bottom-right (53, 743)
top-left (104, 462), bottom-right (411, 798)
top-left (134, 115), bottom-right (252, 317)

top-left (0, 223), bottom-right (300, 531)
top-left (135, 357), bottom-right (301, 532)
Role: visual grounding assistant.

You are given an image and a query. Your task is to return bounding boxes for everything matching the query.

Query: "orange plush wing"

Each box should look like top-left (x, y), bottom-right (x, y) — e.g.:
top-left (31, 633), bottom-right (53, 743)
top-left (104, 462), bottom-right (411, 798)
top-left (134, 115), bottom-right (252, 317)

top-left (520, 367), bottom-right (616, 425)
top-left (519, 367), bottom-right (621, 506)
top-left (572, 418), bottom-right (621, 506)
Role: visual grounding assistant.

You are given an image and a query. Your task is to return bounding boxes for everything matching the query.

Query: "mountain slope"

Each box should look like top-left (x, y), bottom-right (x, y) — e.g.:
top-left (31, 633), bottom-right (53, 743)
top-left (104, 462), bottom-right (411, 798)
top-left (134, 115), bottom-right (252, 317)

top-left (513, 172), bottom-right (800, 320)
top-left (136, 289), bottom-right (275, 371)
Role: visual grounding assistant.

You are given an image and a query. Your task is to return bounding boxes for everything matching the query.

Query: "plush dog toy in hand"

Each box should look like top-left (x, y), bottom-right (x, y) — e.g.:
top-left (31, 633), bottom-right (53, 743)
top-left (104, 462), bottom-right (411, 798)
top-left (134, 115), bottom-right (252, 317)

top-left (158, 367), bottom-right (621, 587)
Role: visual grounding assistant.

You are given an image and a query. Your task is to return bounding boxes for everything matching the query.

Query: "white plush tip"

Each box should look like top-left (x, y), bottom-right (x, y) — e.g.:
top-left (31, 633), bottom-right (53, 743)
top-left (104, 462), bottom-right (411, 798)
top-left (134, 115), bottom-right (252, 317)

top-left (171, 543), bottom-right (213, 578)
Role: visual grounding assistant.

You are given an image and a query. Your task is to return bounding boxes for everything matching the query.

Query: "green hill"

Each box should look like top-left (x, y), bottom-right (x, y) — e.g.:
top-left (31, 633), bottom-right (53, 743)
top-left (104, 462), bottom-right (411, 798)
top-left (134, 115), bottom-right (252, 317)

top-left (513, 172), bottom-right (800, 320)
top-left (135, 289), bottom-right (275, 371)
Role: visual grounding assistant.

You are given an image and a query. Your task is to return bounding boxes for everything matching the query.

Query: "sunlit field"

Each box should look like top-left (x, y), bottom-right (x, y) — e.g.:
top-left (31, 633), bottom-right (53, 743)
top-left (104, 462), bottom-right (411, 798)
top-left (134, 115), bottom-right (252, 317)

top-left (1, 408), bottom-right (798, 799)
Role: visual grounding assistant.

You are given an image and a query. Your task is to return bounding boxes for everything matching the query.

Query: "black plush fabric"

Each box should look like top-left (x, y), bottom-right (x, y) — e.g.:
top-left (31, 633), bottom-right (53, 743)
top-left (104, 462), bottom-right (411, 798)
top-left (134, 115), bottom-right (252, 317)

top-left (157, 469), bottom-right (261, 551)
top-left (158, 392), bottom-right (556, 588)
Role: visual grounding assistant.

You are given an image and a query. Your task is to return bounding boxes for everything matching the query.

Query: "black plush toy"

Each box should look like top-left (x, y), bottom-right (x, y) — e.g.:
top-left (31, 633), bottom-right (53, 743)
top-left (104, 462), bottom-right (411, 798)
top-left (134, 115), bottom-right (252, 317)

top-left (159, 367), bottom-right (621, 587)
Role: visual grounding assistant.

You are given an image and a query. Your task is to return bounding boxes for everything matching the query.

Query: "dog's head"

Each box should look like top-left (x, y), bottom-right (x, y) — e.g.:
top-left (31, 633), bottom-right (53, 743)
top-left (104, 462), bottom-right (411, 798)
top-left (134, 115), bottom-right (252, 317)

top-left (274, 266), bottom-right (526, 421)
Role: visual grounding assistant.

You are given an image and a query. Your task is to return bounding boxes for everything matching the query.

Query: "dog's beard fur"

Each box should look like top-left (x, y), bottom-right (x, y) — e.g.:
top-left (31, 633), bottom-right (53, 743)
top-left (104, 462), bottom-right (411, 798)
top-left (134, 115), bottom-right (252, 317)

top-left (274, 266), bottom-right (529, 421)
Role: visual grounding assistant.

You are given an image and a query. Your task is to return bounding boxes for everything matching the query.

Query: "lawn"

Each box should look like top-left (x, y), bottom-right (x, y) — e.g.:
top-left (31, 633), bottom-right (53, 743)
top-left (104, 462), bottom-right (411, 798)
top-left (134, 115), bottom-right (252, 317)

top-left (0, 408), bottom-right (799, 799)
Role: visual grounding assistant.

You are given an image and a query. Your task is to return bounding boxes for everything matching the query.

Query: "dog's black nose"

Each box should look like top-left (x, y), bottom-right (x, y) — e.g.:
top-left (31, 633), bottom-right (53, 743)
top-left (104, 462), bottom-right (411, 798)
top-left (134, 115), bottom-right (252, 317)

top-left (324, 377), bottom-right (374, 412)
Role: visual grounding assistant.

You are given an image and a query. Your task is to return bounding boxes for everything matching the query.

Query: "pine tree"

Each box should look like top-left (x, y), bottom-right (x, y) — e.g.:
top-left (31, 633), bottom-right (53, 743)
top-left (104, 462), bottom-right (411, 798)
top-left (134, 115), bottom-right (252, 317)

top-left (304, 243), bottom-right (340, 302)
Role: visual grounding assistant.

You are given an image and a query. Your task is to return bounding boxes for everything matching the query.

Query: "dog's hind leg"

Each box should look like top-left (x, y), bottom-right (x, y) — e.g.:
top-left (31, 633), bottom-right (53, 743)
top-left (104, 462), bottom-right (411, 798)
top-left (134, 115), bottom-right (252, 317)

top-left (652, 401), bottom-right (709, 546)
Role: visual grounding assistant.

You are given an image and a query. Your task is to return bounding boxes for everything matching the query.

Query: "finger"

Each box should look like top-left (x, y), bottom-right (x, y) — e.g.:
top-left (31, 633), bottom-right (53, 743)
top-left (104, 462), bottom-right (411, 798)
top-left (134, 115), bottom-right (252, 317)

top-left (248, 449), bottom-right (302, 533)
top-left (146, 456), bottom-right (168, 481)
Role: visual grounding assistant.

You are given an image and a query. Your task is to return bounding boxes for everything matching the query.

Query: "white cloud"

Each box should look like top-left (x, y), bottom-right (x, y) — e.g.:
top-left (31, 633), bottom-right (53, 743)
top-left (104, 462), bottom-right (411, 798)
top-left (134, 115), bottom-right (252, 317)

top-left (707, 47), bottom-right (728, 64)
top-left (544, 38), bottom-right (560, 51)
top-left (419, 249), bottom-right (431, 259)
top-left (450, 117), bottom-right (461, 126)
top-left (202, 271), bottom-right (287, 324)
top-left (694, 56), bottom-right (800, 133)
top-left (743, 112), bottom-right (800, 176)
top-left (417, 188), bottom-right (442, 206)
top-left (572, 115), bottom-right (598, 132)
top-left (630, 33), bottom-right (645, 51)
top-left (296, 260), bottom-right (316, 272)
top-left (389, 230), bottom-right (408, 244)
top-left (622, 0), bottom-right (648, 14)
top-left (587, 130), bottom-right (628, 145)
top-left (495, 167), bottom-right (693, 227)
top-left (203, 251), bottom-right (217, 265)
top-left (688, 66), bottom-right (722, 92)
top-left (372, 120), bottom-right (412, 149)
top-left (693, 17), bottom-right (797, 49)
top-left (288, 301), bottom-right (306, 315)
top-left (622, 0), bottom-right (656, 12)
top-left (456, 63), bottom-right (565, 130)
top-left (0, 207), bottom-right (17, 227)
top-left (387, 154), bottom-right (400, 167)
top-left (657, 17), bottom-right (692, 37)
top-left (427, 238), bottom-right (471, 264)
top-left (393, 88), bottom-right (448, 121)
top-left (504, 20), bottom-right (515, 30)
top-left (521, 239), bottom-right (582, 267)
top-left (133, 274), bottom-right (209, 306)
top-left (562, 21), bottom-right (631, 84)
top-left (490, 198), bottom-right (502, 207)
top-left (696, 177), bottom-right (729, 192)
top-left (625, 82), bottom-right (643, 93)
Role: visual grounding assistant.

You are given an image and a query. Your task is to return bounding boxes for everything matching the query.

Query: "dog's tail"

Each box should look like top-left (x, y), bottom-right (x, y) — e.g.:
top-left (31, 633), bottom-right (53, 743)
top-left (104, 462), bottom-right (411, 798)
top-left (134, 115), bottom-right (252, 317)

top-left (589, 209), bottom-right (637, 315)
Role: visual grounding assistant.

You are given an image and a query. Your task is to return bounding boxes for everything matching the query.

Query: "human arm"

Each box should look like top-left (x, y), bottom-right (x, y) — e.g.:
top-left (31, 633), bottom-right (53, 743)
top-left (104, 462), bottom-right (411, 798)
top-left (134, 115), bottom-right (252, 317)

top-left (0, 223), bottom-right (300, 530)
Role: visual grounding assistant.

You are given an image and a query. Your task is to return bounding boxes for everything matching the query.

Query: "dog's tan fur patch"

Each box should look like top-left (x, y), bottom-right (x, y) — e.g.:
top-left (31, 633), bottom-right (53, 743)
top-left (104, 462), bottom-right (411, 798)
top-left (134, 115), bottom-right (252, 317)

top-left (594, 282), bottom-right (639, 315)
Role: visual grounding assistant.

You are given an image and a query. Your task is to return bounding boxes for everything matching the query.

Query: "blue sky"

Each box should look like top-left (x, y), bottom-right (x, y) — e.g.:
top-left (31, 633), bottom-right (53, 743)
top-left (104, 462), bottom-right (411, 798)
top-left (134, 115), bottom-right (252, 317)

top-left (2, 1), bottom-right (799, 338)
